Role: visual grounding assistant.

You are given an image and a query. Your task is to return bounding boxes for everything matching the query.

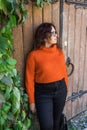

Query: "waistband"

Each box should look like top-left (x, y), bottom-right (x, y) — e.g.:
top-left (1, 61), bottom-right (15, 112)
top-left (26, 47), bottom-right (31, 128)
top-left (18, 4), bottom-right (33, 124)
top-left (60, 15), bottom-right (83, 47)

top-left (35, 78), bottom-right (65, 92)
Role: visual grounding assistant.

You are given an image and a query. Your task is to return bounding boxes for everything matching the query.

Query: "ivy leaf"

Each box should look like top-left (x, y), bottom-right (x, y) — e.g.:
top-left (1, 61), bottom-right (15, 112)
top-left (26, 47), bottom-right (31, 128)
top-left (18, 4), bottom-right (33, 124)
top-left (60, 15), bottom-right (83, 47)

top-left (19, 10), bottom-right (28, 24)
top-left (12, 68), bottom-right (17, 76)
top-left (0, 74), bottom-right (3, 79)
top-left (25, 118), bottom-right (31, 128)
top-left (0, 116), bottom-right (5, 125)
top-left (36, 0), bottom-right (41, 7)
top-left (0, 35), bottom-right (9, 53)
top-left (0, 110), bottom-right (8, 125)
top-left (40, 0), bottom-right (44, 7)
top-left (6, 0), bottom-right (16, 3)
top-left (6, 57), bottom-right (17, 66)
top-left (0, 53), bottom-right (3, 58)
top-left (0, 0), bottom-right (8, 15)
top-left (7, 64), bottom-right (15, 71)
top-left (11, 87), bottom-right (20, 114)
top-left (0, 93), bottom-right (5, 105)
top-left (5, 86), bottom-right (12, 100)
top-left (7, 15), bottom-right (16, 29)
top-left (22, 94), bottom-right (28, 102)
top-left (3, 128), bottom-right (11, 130)
top-left (12, 87), bottom-right (20, 101)
top-left (0, 75), bottom-right (13, 86)
top-left (21, 110), bottom-right (26, 121)
top-left (2, 102), bottom-right (11, 113)
top-left (1, 26), bottom-right (6, 33)
top-left (0, 82), bottom-right (6, 91)
top-left (14, 121), bottom-right (23, 130)
top-left (7, 112), bottom-right (14, 121)
top-left (13, 74), bottom-right (20, 87)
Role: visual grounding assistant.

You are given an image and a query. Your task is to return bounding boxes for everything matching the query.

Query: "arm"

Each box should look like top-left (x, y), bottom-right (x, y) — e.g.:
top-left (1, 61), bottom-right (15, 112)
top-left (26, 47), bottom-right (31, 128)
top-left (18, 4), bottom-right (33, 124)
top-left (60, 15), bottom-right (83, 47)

top-left (25, 52), bottom-right (35, 104)
top-left (62, 52), bottom-right (68, 88)
top-left (25, 52), bottom-right (36, 113)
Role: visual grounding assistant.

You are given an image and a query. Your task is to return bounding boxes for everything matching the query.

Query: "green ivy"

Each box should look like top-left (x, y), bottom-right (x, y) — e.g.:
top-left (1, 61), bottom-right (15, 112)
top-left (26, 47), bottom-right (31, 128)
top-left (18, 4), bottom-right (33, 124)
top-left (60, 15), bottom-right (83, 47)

top-left (36, 0), bottom-right (52, 7)
top-left (0, 0), bottom-right (36, 130)
top-left (35, 0), bottom-right (59, 7)
top-left (24, 0), bottom-right (59, 8)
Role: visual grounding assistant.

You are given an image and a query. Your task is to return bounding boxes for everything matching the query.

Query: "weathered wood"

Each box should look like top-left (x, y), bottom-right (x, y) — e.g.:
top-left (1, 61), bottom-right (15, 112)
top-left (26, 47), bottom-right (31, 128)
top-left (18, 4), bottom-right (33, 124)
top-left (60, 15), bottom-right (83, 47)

top-left (23, 4), bottom-right (33, 57)
top-left (52, 2), bottom-right (60, 35)
top-left (83, 9), bottom-right (87, 111)
top-left (78, 8), bottom-right (87, 113)
top-left (62, 3), bottom-right (69, 118)
top-left (62, 3), bottom-right (87, 119)
top-left (62, 3), bottom-right (68, 59)
top-left (33, 4), bottom-right (42, 33)
top-left (71, 7), bottom-right (81, 117)
top-left (66, 4), bottom-right (75, 119)
top-left (43, 3), bottom-right (52, 22)
top-left (13, 25), bottom-right (24, 75)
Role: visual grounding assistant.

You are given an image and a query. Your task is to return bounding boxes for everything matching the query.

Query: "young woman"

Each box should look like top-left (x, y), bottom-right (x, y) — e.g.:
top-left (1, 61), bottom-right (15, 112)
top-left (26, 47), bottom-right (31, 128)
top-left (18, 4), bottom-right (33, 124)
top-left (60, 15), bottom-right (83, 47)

top-left (25, 23), bottom-right (68, 130)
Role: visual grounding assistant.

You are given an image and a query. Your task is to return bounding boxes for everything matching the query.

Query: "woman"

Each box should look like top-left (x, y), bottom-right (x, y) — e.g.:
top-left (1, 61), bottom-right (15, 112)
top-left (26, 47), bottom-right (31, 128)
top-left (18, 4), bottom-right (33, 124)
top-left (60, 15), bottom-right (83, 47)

top-left (25, 22), bottom-right (68, 130)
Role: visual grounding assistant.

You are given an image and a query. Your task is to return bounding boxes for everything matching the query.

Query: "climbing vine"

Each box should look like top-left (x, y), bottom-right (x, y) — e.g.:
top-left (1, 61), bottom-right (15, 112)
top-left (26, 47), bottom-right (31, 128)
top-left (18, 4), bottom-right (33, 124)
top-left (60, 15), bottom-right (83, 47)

top-left (0, 0), bottom-right (36, 130)
top-left (24, 0), bottom-right (59, 7)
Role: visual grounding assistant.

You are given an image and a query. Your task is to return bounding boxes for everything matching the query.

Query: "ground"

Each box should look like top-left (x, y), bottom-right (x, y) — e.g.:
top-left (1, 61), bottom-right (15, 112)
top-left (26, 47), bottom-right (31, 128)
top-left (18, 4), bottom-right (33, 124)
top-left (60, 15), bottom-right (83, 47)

top-left (68, 110), bottom-right (87, 130)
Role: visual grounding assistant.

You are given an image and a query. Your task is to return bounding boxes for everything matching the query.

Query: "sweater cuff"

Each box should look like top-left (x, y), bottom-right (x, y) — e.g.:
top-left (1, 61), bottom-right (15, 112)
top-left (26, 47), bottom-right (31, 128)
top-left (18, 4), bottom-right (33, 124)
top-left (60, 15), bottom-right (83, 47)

top-left (29, 97), bottom-right (35, 104)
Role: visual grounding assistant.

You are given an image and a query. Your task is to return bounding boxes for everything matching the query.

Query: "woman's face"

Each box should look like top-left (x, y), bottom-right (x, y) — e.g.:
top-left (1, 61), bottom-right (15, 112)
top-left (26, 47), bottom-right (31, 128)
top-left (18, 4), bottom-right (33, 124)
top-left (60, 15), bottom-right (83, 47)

top-left (45, 26), bottom-right (58, 47)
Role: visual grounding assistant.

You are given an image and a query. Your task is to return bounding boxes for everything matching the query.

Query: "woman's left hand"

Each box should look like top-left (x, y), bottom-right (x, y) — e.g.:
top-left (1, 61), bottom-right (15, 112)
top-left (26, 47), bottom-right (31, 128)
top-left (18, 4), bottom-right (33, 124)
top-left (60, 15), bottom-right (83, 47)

top-left (30, 103), bottom-right (36, 113)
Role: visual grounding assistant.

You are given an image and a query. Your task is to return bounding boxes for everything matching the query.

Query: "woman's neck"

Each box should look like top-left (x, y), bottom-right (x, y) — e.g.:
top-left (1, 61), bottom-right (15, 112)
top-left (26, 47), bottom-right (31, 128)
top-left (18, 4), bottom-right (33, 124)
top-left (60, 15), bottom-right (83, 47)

top-left (45, 43), bottom-right (57, 48)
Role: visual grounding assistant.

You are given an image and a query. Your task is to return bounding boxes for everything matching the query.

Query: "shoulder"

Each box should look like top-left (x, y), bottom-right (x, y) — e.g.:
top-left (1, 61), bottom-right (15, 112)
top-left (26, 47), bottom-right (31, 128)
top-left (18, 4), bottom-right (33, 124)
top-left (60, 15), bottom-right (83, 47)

top-left (27, 50), bottom-right (35, 60)
top-left (27, 49), bottom-right (40, 60)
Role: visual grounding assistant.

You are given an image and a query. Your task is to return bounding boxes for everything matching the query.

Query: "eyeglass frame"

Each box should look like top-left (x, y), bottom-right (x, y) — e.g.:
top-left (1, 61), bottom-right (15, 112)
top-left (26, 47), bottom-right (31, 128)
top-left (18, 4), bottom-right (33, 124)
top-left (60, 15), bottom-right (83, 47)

top-left (50, 31), bottom-right (57, 36)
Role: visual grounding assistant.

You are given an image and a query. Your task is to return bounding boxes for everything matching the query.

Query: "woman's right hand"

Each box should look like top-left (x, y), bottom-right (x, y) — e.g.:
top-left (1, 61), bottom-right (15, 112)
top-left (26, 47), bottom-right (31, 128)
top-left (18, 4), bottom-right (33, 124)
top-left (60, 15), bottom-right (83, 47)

top-left (30, 103), bottom-right (36, 114)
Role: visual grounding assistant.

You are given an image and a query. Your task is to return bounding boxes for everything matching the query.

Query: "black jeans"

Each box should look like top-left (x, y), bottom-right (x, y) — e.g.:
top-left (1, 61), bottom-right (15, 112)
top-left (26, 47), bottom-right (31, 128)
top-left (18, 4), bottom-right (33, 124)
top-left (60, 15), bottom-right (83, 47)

top-left (35, 79), bottom-right (67, 130)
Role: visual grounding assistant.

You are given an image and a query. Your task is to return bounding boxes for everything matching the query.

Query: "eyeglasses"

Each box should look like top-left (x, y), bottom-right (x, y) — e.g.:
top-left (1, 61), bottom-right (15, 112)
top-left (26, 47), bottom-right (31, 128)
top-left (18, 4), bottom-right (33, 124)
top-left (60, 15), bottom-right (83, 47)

top-left (50, 31), bottom-right (57, 36)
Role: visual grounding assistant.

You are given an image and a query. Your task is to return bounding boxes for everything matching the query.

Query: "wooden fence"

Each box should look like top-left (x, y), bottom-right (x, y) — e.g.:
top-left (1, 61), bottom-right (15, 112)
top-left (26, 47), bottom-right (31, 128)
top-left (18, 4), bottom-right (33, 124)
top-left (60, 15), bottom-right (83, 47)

top-left (13, 2), bottom-right (87, 119)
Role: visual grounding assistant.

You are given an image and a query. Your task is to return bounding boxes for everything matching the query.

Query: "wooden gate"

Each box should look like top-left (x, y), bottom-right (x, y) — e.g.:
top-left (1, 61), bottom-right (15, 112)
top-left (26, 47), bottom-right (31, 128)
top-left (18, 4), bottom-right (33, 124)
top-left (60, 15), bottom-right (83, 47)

top-left (62, 2), bottom-right (87, 119)
top-left (13, 1), bottom-right (87, 119)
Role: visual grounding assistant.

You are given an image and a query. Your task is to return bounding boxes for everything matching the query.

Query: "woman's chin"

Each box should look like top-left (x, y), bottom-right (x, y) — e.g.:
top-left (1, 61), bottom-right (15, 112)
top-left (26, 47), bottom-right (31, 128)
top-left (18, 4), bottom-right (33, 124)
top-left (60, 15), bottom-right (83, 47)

top-left (52, 43), bottom-right (57, 45)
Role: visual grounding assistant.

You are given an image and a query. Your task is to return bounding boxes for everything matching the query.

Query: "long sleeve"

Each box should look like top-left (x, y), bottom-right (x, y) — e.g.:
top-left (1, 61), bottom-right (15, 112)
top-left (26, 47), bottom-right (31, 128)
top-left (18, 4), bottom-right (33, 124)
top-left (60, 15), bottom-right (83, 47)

top-left (25, 52), bottom-right (35, 104)
top-left (62, 52), bottom-right (68, 88)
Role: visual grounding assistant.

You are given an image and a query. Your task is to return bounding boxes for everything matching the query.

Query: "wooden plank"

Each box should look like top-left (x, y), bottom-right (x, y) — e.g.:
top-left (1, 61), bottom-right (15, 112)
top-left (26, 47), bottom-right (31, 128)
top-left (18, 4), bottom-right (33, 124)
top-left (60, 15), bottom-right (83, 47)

top-left (33, 4), bottom-right (42, 33)
top-left (23, 4), bottom-right (33, 57)
top-left (62, 3), bottom-right (69, 118)
top-left (78, 8), bottom-right (87, 113)
top-left (62, 3), bottom-right (69, 60)
top-left (83, 9), bottom-right (87, 111)
top-left (72, 7), bottom-right (82, 117)
top-left (66, 4), bottom-right (75, 120)
top-left (42, 3), bottom-right (52, 22)
top-left (52, 2), bottom-right (60, 35)
top-left (13, 25), bottom-right (24, 75)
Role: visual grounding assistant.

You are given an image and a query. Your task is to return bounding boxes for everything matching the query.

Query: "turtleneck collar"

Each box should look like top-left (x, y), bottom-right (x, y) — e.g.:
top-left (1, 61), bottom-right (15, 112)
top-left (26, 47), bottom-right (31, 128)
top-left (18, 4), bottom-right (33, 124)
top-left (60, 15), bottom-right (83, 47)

top-left (40, 44), bottom-right (58, 52)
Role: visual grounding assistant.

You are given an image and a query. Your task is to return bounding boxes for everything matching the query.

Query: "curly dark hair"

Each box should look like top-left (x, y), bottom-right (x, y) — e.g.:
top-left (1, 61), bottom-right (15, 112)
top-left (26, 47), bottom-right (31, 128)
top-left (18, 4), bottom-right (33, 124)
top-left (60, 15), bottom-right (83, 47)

top-left (34, 22), bottom-right (60, 49)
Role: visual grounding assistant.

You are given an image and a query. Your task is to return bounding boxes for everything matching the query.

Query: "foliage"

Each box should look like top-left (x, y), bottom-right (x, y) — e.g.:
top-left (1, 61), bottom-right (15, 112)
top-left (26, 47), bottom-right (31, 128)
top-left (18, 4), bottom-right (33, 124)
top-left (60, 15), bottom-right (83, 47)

top-left (68, 121), bottom-right (77, 130)
top-left (24, 0), bottom-right (59, 8)
top-left (35, 0), bottom-right (52, 8)
top-left (0, 0), bottom-right (36, 130)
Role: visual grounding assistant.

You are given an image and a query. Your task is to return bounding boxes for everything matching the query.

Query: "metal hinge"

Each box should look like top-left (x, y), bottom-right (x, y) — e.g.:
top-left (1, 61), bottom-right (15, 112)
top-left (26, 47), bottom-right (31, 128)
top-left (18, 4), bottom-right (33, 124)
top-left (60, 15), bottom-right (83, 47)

top-left (66, 90), bottom-right (87, 102)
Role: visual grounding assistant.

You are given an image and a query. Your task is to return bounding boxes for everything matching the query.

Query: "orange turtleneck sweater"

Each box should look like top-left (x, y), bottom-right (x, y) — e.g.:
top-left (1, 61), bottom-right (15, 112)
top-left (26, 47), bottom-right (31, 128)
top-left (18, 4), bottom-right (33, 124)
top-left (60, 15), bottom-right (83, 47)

top-left (25, 44), bottom-right (68, 104)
